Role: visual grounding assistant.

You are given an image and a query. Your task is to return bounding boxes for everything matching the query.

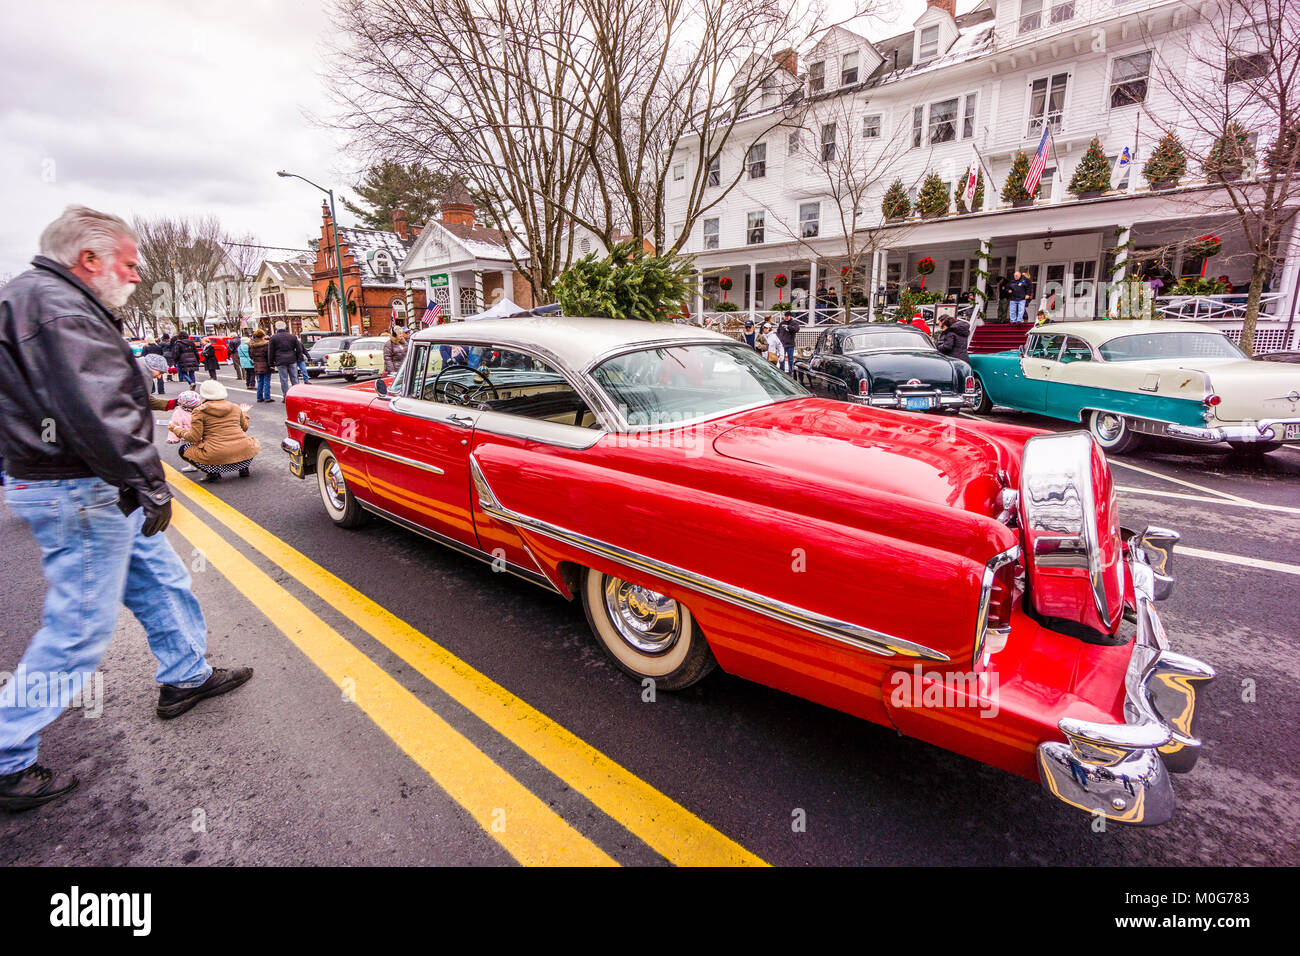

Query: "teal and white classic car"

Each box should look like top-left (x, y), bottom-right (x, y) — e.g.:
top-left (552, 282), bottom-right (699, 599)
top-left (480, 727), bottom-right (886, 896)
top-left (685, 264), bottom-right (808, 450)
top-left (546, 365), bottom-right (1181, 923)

top-left (968, 321), bottom-right (1300, 455)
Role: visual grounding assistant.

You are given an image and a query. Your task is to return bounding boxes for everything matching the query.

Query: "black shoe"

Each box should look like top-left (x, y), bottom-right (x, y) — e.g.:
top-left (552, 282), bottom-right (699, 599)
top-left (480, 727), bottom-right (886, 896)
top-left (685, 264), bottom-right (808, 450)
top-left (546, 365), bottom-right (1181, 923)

top-left (157, 667), bottom-right (253, 719)
top-left (203, 472), bottom-right (220, 483)
top-left (238, 467), bottom-right (250, 478)
top-left (0, 763), bottom-right (79, 812)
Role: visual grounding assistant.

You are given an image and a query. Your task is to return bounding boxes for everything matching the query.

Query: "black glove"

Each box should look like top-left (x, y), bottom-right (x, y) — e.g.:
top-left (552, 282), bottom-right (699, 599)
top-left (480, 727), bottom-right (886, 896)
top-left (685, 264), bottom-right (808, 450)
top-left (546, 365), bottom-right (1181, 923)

top-left (141, 498), bottom-right (172, 537)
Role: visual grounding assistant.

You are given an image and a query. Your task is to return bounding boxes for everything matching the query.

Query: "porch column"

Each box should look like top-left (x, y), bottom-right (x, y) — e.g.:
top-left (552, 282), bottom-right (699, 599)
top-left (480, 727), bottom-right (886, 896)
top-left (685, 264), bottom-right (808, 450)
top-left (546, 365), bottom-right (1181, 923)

top-left (878, 251), bottom-right (887, 309)
top-left (808, 259), bottom-right (818, 322)
top-left (1273, 216), bottom-right (1300, 342)
top-left (867, 251), bottom-right (879, 322)
top-left (473, 270), bottom-right (484, 316)
top-left (1109, 223), bottom-right (1132, 318)
top-left (694, 271), bottom-right (704, 321)
top-left (975, 239), bottom-right (991, 325)
top-left (748, 262), bottom-right (757, 321)
top-left (449, 274), bottom-right (461, 319)
top-left (499, 268), bottom-right (513, 308)
top-left (404, 280), bottom-right (414, 328)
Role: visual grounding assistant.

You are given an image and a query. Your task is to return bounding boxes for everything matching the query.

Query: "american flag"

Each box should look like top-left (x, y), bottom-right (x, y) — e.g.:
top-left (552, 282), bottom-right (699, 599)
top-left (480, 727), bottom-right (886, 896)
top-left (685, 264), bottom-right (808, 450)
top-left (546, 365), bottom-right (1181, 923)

top-left (1025, 125), bottom-right (1053, 197)
top-left (421, 299), bottom-right (442, 326)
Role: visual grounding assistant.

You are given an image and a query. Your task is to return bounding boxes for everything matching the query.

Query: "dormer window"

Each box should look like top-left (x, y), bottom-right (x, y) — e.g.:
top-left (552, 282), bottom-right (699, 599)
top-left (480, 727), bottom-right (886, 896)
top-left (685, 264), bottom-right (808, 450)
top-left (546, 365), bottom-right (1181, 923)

top-left (918, 26), bottom-right (940, 62)
top-left (841, 52), bottom-right (859, 86)
top-left (809, 60), bottom-right (825, 93)
top-left (373, 250), bottom-right (394, 277)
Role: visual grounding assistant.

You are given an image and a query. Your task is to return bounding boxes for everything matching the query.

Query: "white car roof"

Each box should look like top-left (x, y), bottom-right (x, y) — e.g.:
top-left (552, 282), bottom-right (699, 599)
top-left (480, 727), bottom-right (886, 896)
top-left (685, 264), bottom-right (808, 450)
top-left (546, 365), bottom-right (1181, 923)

top-left (408, 316), bottom-right (734, 370)
top-left (1032, 320), bottom-right (1222, 344)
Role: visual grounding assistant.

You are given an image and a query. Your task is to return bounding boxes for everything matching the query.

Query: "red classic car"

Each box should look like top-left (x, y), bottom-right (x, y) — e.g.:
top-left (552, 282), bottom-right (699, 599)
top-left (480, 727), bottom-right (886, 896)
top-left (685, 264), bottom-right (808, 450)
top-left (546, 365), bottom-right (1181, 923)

top-left (280, 317), bottom-right (1214, 825)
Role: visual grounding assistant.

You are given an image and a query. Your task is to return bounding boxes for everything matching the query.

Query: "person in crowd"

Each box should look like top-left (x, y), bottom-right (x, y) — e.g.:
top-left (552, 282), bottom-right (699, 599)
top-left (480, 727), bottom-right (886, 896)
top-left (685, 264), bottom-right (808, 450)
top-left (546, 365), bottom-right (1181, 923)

top-left (249, 329), bottom-right (272, 402)
top-left (160, 332), bottom-right (175, 381)
top-left (1034, 309), bottom-right (1052, 326)
top-left (762, 321), bottom-right (783, 366)
top-left (169, 330), bottom-right (200, 385)
top-left (933, 315), bottom-right (971, 362)
top-left (776, 312), bottom-right (802, 374)
top-left (201, 338), bottom-right (221, 380)
top-left (268, 321), bottom-right (304, 401)
top-left (238, 337), bottom-right (254, 389)
top-left (166, 390), bottom-right (202, 473)
top-left (741, 318), bottom-right (759, 349)
top-left (169, 379), bottom-right (260, 483)
top-left (141, 334), bottom-right (168, 394)
top-left (1006, 270), bottom-right (1032, 323)
top-left (227, 334), bottom-right (242, 375)
top-left (383, 328), bottom-right (408, 377)
top-left (995, 274), bottom-right (1010, 322)
top-left (0, 205), bottom-right (252, 809)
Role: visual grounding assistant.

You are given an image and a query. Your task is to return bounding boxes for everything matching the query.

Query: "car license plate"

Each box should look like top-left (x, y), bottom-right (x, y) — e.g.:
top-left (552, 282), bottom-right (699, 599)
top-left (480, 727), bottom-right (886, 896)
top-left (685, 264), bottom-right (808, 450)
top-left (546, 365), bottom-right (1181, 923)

top-left (1286, 424), bottom-right (1300, 440)
top-left (905, 396), bottom-right (934, 410)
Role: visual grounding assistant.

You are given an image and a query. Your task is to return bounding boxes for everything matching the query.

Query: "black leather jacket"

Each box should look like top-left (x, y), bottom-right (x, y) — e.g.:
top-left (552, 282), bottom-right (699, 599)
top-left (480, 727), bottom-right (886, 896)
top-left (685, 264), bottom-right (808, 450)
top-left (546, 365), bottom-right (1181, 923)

top-left (0, 257), bottom-right (171, 509)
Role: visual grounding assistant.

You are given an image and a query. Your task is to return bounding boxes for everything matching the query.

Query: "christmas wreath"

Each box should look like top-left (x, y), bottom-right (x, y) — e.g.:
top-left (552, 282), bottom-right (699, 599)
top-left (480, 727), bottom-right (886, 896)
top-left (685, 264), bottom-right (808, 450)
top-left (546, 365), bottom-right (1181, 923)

top-left (916, 257), bottom-right (935, 275)
top-left (774, 273), bottom-right (788, 302)
top-left (1188, 235), bottom-right (1222, 260)
top-left (718, 275), bottom-right (732, 302)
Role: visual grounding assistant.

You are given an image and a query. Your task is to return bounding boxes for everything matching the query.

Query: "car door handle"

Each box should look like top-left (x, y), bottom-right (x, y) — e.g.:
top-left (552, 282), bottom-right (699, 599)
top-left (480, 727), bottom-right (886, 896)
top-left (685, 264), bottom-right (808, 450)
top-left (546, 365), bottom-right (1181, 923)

top-left (444, 414), bottom-right (475, 428)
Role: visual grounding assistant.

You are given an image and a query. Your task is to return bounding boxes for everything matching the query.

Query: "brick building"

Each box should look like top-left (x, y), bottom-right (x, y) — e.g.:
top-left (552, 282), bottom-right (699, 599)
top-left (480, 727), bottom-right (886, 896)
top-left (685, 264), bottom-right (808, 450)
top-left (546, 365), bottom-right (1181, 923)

top-left (312, 204), bottom-right (426, 335)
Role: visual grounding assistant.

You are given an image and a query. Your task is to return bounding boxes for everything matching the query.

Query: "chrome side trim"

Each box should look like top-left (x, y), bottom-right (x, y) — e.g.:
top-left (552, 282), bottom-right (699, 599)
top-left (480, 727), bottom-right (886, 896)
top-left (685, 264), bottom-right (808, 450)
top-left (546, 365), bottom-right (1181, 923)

top-left (292, 421), bottom-right (445, 476)
top-left (468, 458), bottom-right (948, 662)
top-left (1037, 531), bottom-right (1215, 825)
top-left (357, 498), bottom-right (560, 595)
top-left (972, 545), bottom-right (1020, 668)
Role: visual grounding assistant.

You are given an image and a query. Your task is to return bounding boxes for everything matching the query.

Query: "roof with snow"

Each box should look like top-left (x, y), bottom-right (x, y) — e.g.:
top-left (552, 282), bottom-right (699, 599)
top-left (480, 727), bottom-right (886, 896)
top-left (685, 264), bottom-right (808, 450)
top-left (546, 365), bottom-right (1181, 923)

top-left (261, 259), bottom-right (314, 287)
top-left (337, 226), bottom-right (412, 288)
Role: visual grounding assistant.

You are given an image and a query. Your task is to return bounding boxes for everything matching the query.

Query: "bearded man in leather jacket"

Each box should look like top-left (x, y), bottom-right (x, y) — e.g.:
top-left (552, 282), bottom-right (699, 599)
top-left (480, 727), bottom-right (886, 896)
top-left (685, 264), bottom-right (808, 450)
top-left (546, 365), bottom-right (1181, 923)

top-left (0, 205), bottom-right (252, 811)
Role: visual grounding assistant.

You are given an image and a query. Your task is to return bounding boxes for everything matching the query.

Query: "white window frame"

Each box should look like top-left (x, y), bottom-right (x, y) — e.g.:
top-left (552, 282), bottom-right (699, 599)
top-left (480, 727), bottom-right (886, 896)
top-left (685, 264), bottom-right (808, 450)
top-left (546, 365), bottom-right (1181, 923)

top-left (912, 105), bottom-right (924, 148)
top-left (1026, 70), bottom-right (1070, 138)
top-left (1019, 0), bottom-right (1042, 34)
top-left (821, 123), bottom-right (837, 162)
top-left (1108, 51), bottom-right (1151, 109)
top-left (808, 60), bottom-right (825, 93)
top-left (962, 92), bottom-right (977, 139)
top-left (703, 218), bottom-right (719, 250)
top-left (1050, 0), bottom-right (1075, 24)
top-left (747, 142), bottom-right (767, 179)
top-left (863, 114), bottom-right (881, 139)
top-left (927, 97), bottom-right (959, 145)
top-left (747, 211), bottom-right (765, 245)
top-left (672, 163), bottom-right (686, 182)
top-left (706, 156), bottom-right (720, 187)
top-left (787, 130), bottom-right (802, 155)
top-left (799, 202), bottom-right (820, 238)
top-left (918, 25), bottom-right (940, 62)
top-left (841, 51), bottom-right (859, 86)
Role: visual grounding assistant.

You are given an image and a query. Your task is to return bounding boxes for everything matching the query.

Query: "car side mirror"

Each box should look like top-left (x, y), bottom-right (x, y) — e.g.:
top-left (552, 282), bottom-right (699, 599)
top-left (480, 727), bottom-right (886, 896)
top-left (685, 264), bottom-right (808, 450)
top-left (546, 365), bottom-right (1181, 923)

top-left (375, 378), bottom-right (389, 398)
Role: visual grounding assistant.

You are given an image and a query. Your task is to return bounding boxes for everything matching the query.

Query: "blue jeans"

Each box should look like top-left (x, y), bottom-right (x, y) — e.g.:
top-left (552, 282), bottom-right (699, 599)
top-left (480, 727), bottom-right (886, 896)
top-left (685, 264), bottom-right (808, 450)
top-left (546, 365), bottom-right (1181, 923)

top-left (297, 359), bottom-right (308, 383)
top-left (277, 363), bottom-right (299, 398)
top-left (0, 476), bottom-right (211, 774)
top-left (179, 370), bottom-right (196, 386)
top-left (256, 373), bottom-right (271, 401)
top-left (1009, 299), bottom-right (1027, 323)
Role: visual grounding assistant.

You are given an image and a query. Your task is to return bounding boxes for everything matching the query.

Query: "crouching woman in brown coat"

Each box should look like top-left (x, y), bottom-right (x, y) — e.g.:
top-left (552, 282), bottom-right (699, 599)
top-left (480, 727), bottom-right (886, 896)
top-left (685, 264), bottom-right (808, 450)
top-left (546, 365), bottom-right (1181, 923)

top-left (168, 379), bottom-right (261, 483)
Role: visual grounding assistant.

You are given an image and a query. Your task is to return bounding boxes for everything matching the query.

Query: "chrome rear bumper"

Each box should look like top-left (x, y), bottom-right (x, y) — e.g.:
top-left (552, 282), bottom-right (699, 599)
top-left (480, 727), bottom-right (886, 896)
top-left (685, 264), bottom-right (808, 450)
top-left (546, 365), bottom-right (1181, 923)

top-left (1166, 416), bottom-right (1300, 444)
top-left (1037, 526), bottom-right (1215, 825)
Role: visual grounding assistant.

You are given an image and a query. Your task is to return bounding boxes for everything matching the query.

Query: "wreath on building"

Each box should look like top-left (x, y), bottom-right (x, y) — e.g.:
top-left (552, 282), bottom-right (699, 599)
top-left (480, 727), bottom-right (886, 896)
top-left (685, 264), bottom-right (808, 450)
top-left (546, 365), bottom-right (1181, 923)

top-left (719, 276), bottom-right (733, 301)
top-left (1187, 235), bottom-right (1222, 260)
top-left (916, 257), bottom-right (935, 290)
top-left (774, 273), bottom-right (788, 302)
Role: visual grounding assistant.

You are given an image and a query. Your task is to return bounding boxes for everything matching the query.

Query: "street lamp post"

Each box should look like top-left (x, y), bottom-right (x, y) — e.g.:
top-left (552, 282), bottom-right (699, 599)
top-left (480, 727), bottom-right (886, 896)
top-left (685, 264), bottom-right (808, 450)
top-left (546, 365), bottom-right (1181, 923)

top-left (277, 170), bottom-right (347, 333)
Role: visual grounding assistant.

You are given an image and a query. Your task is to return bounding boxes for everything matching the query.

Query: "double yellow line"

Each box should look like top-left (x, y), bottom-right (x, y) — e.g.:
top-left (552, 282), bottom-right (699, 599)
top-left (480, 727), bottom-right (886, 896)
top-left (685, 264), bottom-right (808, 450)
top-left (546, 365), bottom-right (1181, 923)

top-left (164, 464), bottom-right (765, 867)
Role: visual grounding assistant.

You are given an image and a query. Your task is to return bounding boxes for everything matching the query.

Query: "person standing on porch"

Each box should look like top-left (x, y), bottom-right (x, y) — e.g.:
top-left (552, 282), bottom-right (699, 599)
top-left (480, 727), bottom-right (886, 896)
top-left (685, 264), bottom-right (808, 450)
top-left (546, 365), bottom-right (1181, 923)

top-left (776, 313), bottom-right (802, 375)
top-left (1006, 271), bottom-right (1032, 323)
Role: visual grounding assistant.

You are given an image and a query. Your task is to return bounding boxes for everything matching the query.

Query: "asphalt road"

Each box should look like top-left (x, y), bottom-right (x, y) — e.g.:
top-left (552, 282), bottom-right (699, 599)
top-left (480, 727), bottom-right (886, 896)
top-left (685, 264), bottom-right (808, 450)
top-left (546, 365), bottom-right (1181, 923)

top-left (2, 366), bottom-right (1297, 866)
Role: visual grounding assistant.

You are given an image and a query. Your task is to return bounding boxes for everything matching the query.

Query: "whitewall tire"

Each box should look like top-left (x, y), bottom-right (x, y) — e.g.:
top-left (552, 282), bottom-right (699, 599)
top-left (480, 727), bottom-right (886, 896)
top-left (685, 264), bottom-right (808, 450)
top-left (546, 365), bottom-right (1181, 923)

top-left (317, 446), bottom-right (368, 528)
top-left (1087, 409), bottom-right (1143, 455)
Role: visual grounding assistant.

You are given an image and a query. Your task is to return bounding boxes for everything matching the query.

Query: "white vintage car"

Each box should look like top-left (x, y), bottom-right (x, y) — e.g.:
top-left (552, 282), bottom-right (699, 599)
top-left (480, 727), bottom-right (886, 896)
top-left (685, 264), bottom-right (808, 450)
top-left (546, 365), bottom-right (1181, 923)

top-left (326, 335), bottom-right (388, 381)
top-left (969, 321), bottom-right (1300, 455)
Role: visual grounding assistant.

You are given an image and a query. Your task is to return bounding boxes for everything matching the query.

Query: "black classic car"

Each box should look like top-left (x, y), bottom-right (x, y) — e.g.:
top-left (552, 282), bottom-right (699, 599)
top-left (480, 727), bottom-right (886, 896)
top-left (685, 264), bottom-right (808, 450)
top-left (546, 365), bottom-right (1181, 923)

top-left (304, 335), bottom-right (358, 379)
top-left (795, 322), bottom-right (976, 412)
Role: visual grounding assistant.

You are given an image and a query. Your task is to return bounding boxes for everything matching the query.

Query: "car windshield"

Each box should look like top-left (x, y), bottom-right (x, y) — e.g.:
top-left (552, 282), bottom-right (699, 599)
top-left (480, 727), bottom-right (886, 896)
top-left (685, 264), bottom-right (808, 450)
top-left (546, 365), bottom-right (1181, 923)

top-left (841, 330), bottom-right (933, 353)
top-left (314, 337), bottom-right (348, 350)
top-left (354, 338), bottom-right (387, 349)
top-left (1098, 332), bottom-right (1246, 362)
top-left (591, 343), bottom-right (806, 426)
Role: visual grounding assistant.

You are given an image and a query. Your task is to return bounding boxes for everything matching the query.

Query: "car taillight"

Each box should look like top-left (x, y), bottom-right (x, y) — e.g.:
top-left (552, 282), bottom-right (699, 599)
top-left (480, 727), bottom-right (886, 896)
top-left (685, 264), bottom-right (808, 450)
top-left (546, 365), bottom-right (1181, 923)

top-left (965, 375), bottom-right (975, 392)
top-left (859, 379), bottom-right (868, 395)
top-left (1203, 393), bottom-right (1221, 406)
top-left (986, 561), bottom-right (1015, 630)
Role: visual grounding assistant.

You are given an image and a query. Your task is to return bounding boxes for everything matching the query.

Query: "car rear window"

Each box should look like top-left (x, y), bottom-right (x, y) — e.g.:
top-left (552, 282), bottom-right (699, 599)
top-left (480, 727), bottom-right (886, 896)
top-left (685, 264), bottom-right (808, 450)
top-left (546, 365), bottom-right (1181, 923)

top-left (1098, 332), bottom-right (1245, 362)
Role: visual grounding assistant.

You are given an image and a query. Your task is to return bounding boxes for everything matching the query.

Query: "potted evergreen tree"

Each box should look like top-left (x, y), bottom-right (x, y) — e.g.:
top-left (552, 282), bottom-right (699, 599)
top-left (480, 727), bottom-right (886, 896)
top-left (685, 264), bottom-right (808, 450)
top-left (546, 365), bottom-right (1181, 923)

top-left (881, 179), bottom-right (911, 221)
top-left (1069, 136), bottom-right (1112, 199)
top-left (1203, 122), bottom-right (1255, 182)
top-left (954, 167), bottom-right (985, 214)
top-left (1142, 131), bottom-right (1187, 190)
top-left (1001, 151), bottom-right (1038, 207)
top-left (917, 172), bottom-right (950, 218)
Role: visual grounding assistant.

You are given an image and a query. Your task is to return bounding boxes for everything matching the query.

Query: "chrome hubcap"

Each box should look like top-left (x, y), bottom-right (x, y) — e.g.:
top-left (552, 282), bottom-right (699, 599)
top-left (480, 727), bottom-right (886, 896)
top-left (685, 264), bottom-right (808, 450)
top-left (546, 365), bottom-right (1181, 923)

top-left (323, 460), bottom-right (347, 510)
top-left (1096, 413), bottom-right (1124, 442)
top-left (603, 577), bottom-right (682, 654)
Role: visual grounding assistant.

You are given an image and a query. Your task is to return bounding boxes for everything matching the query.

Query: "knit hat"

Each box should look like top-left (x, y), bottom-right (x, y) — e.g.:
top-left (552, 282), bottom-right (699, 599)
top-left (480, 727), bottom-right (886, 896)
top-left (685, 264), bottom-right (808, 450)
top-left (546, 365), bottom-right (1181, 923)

top-left (176, 390), bottom-right (203, 410)
top-left (198, 380), bottom-right (227, 401)
top-left (143, 353), bottom-right (168, 374)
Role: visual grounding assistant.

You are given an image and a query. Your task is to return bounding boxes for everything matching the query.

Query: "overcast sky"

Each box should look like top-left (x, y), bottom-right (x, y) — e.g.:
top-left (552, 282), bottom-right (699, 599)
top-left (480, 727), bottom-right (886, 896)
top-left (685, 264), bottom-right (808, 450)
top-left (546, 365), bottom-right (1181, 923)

top-left (0, 0), bottom-right (938, 279)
